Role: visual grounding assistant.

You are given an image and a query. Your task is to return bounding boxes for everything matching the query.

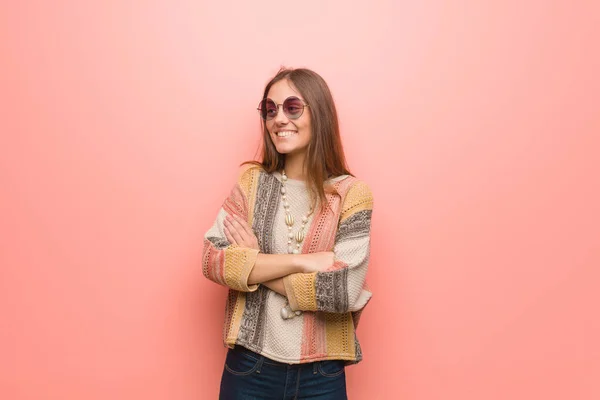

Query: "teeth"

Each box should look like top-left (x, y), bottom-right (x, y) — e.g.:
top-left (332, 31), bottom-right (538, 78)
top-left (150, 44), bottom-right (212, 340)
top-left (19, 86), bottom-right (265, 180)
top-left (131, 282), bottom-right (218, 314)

top-left (277, 131), bottom-right (296, 137)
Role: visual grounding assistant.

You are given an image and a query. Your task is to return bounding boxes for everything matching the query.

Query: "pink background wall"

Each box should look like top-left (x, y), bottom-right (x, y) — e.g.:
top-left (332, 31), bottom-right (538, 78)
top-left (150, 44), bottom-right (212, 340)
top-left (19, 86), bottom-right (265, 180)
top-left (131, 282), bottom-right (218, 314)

top-left (1, 1), bottom-right (598, 399)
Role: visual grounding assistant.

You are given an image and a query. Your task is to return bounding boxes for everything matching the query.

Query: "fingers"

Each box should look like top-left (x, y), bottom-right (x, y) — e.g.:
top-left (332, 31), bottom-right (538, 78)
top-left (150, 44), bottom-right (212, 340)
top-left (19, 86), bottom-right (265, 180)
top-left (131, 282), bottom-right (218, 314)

top-left (224, 223), bottom-right (237, 245)
top-left (224, 216), bottom-right (243, 245)
top-left (229, 214), bottom-right (256, 241)
top-left (232, 213), bottom-right (253, 236)
top-left (224, 213), bottom-right (260, 250)
top-left (226, 215), bottom-right (245, 237)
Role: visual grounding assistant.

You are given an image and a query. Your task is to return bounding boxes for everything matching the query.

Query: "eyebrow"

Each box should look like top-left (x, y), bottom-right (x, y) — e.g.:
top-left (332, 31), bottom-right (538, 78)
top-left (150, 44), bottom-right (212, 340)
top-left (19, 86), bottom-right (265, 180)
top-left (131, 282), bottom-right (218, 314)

top-left (266, 96), bottom-right (305, 103)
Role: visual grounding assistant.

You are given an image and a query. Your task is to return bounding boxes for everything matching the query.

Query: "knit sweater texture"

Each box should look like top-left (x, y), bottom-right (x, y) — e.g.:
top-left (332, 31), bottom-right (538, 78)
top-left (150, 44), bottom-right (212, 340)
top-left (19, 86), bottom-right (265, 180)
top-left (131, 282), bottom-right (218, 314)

top-left (202, 164), bottom-right (374, 365)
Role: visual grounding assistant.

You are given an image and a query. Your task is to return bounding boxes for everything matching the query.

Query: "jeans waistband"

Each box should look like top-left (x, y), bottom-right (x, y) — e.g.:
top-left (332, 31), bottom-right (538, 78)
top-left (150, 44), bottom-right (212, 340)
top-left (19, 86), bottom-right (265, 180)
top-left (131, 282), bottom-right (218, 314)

top-left (232, 345), bottom-right (308, 368)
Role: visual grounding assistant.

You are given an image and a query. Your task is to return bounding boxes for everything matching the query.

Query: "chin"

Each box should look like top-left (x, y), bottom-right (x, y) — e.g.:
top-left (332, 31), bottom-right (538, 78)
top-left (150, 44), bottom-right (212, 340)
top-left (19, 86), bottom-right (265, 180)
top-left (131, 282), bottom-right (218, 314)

top-left (275, 146), bottom-right (295, 155)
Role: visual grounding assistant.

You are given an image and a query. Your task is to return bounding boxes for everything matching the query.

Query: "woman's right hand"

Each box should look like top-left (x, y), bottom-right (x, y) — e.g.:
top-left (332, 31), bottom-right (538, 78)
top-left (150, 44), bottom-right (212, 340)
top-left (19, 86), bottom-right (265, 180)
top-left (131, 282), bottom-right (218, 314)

top-left (297, 252), bottom-right (335, 274)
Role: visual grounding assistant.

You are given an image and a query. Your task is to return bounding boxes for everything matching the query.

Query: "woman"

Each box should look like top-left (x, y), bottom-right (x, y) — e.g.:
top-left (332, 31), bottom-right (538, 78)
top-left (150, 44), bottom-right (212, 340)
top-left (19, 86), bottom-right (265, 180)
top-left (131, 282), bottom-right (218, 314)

top-left (202, 67), bottom-right (374, 399)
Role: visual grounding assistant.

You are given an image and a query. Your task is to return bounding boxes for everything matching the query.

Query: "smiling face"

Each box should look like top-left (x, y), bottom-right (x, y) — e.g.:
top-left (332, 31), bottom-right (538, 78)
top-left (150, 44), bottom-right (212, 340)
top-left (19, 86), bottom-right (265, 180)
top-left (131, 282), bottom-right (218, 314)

top-left (265, 79), bottom-right (312, 157)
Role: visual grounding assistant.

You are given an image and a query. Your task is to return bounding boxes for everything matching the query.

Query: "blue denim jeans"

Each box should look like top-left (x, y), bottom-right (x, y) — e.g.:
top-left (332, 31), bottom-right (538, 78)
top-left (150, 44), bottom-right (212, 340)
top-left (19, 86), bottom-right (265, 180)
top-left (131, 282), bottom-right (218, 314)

top-left (219, 346), bottom-right (348, 400)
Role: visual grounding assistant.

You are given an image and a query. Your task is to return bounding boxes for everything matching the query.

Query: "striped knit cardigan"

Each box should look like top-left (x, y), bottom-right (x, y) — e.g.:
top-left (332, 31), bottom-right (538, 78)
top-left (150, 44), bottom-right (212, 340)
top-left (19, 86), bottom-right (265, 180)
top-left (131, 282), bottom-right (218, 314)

top-left (202, 164), bottom-right (374, 365)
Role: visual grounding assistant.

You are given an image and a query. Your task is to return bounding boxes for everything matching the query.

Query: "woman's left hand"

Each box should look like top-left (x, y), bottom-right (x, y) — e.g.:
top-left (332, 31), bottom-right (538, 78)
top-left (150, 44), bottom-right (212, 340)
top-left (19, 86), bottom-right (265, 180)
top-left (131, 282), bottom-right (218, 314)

top-left (223, 213), bottom-right (260, 251)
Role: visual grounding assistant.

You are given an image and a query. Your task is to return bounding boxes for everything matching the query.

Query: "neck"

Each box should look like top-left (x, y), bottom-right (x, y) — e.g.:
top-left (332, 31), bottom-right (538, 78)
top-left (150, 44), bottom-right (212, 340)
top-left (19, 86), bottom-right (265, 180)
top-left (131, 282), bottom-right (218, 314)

top-left (284, 152), bottom-right (307, 181)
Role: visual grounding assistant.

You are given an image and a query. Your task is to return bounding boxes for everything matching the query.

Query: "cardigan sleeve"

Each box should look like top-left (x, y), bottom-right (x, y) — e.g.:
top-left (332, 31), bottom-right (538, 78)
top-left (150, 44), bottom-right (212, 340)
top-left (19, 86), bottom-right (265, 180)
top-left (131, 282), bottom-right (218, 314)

top-left (283, 180), bottom-right (374, 313)
top-left (201, 166), bottom-right (260, 292)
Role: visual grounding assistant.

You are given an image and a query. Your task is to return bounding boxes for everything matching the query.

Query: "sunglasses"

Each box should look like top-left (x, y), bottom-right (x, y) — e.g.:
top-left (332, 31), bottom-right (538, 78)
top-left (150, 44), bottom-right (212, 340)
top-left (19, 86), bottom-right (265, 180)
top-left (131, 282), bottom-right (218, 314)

top-left (257, 96), bottom-right (309, 121)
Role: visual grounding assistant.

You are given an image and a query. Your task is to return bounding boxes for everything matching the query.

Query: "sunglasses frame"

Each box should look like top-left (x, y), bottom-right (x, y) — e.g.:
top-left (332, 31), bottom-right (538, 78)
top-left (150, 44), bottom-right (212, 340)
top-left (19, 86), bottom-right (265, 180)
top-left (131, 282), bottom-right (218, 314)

top-left (257, 96), bottom-right (310, 121)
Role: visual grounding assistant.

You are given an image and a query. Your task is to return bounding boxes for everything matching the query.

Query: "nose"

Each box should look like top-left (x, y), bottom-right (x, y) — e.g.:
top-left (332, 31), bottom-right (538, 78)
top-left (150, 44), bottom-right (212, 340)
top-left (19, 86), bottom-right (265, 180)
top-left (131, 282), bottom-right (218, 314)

top-left (273, 104), bottom-right (290, 124)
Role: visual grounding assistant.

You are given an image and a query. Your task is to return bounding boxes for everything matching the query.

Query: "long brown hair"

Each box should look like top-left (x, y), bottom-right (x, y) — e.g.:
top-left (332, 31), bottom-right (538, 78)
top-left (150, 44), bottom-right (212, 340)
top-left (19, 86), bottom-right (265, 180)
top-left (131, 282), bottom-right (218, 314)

top-left (243, 67), bottom-right (353, 211)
